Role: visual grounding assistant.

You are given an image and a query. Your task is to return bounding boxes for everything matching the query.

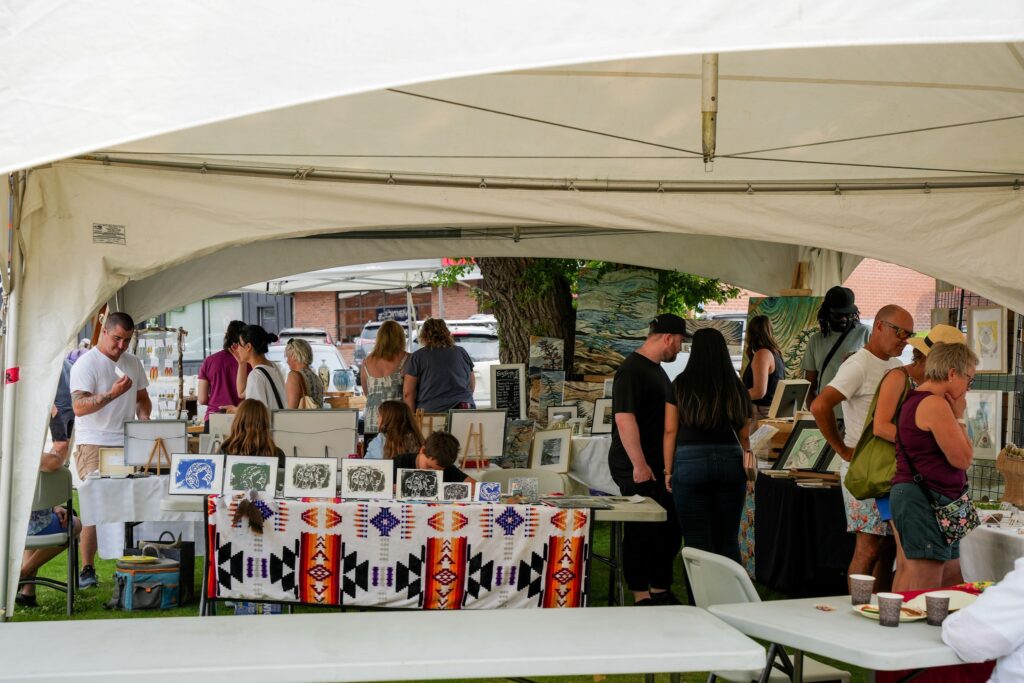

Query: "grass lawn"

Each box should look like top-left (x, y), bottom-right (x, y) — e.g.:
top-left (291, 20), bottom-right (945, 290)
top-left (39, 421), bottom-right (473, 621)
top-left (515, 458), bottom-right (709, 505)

top-left (13, 498), bottom-right (871, 683)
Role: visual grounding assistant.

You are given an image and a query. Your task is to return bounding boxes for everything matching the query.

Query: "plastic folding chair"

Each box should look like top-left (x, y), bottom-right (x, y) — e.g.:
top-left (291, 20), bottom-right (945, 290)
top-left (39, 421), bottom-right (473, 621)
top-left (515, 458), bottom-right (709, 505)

top-left (20, 468), bottom-right (79, 616)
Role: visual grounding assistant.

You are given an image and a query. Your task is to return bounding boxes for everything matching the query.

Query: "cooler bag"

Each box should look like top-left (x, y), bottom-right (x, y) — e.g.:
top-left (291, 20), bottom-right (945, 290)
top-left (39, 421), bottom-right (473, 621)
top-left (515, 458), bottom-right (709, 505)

top-left (105, 555), bottom-right (180, 611)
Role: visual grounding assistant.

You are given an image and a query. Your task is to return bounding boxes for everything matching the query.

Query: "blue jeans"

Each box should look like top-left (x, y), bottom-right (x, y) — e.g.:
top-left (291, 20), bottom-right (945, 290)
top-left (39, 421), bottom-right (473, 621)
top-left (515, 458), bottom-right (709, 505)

top-left (671, 443), bottom-right (747, 564)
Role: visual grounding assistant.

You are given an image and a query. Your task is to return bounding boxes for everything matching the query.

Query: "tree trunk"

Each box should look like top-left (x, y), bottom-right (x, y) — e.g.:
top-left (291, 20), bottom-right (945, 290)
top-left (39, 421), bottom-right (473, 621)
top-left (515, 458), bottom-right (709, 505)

top-left (475, 258), bottom-right (576, 372)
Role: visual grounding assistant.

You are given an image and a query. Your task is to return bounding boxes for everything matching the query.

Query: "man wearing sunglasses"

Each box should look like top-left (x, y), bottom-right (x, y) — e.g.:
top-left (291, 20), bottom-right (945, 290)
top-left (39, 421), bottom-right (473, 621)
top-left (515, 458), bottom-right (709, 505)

top-left (812, 304), bottom-right (914, 592)
top-left (802, 286), bottom-right (871, 409)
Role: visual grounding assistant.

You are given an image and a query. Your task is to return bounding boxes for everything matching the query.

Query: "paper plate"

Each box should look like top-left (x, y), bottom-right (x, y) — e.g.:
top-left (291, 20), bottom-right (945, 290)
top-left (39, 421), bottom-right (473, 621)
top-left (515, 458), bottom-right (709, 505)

top-left (118, 555), bottom-right (158, 564)
top-left (851, 604), bottom-right (926, 622)
top-left (905, 590), bottom-right (977, 614)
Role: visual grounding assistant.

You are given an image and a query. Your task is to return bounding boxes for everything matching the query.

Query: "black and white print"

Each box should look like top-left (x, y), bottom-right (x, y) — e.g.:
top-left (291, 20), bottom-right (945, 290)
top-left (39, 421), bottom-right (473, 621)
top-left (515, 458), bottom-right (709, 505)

top-left (397, 469), bottom-right (441, 500)
top-left (340, 460), bottom-right (394, 500)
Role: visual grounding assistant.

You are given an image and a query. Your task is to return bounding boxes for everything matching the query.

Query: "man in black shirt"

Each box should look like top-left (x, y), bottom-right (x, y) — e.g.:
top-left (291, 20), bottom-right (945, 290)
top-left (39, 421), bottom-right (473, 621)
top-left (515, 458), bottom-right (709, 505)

top-left (392, 431), bottom-right (472, 483)
top-left (608, 314), bottom-right (687, 606)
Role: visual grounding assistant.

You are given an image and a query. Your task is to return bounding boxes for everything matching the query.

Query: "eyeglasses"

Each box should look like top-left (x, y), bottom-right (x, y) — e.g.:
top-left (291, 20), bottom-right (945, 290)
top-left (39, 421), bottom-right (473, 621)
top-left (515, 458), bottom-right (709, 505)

top-left (879, 320), bottom-right (914, 341)
top-left (964, 373), bottom-right (976, 389)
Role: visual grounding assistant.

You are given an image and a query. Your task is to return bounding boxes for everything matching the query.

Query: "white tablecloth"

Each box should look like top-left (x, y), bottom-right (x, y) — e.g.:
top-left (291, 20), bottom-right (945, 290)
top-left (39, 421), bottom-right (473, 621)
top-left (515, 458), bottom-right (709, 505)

top-left (570, 435), bottom-right (619, 495)
top-left (960, 524), bottom-right (1024, 583)
top-left (77, 475), bottom-right (205, 559)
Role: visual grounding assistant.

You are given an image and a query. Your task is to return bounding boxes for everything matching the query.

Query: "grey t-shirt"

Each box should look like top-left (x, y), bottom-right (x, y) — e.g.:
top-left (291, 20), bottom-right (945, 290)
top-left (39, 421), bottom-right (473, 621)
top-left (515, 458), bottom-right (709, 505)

top-left (405, 346), bottom-right (475, 412)
top-left (801, 323), bottom-right (870, 414)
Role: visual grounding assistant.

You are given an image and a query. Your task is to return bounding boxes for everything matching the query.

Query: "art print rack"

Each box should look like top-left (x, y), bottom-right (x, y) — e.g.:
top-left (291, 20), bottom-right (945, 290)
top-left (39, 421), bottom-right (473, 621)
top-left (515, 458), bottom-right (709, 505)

top-left (131, 326), bottom-right (187, 417)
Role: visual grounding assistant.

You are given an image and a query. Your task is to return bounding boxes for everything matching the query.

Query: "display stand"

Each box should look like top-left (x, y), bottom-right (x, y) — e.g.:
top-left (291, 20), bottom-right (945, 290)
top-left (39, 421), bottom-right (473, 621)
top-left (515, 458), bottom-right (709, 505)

top-left (462, 421), bottom-right (485, 468)
top-left (415, 410), bottom-right (447, 438)
top-left (131, 326), bottom-right (188, 417)
top-left (145, 437), bottom-right (171, 475)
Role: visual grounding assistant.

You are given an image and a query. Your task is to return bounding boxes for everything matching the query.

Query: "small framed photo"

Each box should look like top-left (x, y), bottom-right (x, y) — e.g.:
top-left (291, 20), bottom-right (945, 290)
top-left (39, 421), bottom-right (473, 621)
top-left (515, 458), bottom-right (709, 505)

top-left (592, 398), bottom-right (613, 434)
top-left (168, 453), bottom-right (224, 495)
top-left (224, 455), bottom-right (278, 495)
top-left (475, 480), bottom-right (502, 503)
top-left (340, 459), bottom-right (394, 500)
top-left (530, 427), bottom-right (572, 473)
top-left (546, 405), bottom-right (578, 426)
top-left (397, 468), bottom-right (442, 501)
top-left (99, 448), bottom-right (132, 477)
top-left (416, 412), bottom-right (449, 440)
top-left (969, 306), bottom-right (1008, 374)
top-left (774, 421), bottom-right (830, 471)
top-left (816, 450), bottom-right (843, 474)
top-left (442, 481), bottom-right (473, 502)
top-left (282, 458), bottom-right (337, 499)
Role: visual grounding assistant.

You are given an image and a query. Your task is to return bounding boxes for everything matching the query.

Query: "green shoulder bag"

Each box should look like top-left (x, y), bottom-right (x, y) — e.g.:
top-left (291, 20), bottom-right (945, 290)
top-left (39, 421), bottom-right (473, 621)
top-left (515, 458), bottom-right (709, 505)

top-left (844, 367), bottom-right (910, 500)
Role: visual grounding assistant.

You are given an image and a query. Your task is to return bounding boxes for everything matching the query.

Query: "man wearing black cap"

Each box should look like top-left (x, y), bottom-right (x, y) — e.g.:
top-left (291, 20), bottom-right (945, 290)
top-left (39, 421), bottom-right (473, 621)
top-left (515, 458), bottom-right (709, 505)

top-left (607, 313), bottom-right (686, 606)
top-left (801, 286), bottom-right (871, 409)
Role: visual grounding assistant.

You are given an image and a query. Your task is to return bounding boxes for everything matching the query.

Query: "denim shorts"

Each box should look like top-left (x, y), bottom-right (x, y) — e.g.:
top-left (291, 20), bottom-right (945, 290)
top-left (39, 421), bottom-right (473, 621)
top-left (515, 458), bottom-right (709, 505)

top-left (890, 482), bottom-right (960, 561)
top-left (30, 511), bottom-right (65, 536)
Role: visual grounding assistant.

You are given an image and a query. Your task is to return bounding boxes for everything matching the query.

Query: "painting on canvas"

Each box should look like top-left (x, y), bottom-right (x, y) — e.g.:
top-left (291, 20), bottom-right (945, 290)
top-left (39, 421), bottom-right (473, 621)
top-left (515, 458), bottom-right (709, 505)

top-left (397, 468), bottom-right (442, 500)
top-left (592, 398), bottom-right (613, 434)
top-left (474, 481), bottom-right (502, 503)
top-left (283, 458), bottom-right (337, 498)
top-left (530, 428), bottom-right (572, 472)
top-left (500, 419), bottom-right (536, 469)
top-left (562, 380), bottom-right (605, 429)
top-left (168, 453), bottom-right (224, 495)
top-left (509, 477), bottom-right (540, 502)
top-left (966, 390), bottom-right (1002, 460)
top-left (442, 482), bottom-right (473, 502)
top-left (224, 455), bottom-right (278, 495)
top-left (686, 319), bottom-right (744, 356)
top-left (530, 370), bottom-right (565, 422)
top-left (340, 460), bottom-right (393, 500)
top-left (969, 307), bottom-right (1007, 374)
top-left (744, 297), bottom-right (823, 380)
top-left (528, 336), bottom-right (564, 377)
top-left (573, 268), bottom-right (658, 375)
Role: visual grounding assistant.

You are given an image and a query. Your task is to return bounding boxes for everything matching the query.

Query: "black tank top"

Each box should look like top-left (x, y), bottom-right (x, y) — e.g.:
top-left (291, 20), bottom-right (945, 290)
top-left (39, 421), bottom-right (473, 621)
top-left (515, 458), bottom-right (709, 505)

top-left (742, 349), bottom-right (786, 407)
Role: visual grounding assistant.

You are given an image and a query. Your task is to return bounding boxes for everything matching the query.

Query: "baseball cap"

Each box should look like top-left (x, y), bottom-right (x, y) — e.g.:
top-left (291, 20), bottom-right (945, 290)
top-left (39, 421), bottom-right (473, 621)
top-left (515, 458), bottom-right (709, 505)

top-left (649, 314), bottom-right (688, 337)
top-left (907, 324), bottom-right (966, 356)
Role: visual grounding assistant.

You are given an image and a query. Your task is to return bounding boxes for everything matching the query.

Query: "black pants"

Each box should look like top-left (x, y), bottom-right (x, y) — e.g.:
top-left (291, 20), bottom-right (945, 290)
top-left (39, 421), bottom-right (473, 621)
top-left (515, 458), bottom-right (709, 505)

top-left (612, 475), bottom-right (682, 592)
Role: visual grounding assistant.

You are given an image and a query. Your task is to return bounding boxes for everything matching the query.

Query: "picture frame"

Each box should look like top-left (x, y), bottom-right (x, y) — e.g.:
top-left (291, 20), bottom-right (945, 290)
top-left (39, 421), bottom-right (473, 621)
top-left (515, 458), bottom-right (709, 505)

top-left (340, 459), bottom-right (394, 500)
top-left (774, 420), bottom-right (830, 470)
top-left (416, 412), bottom-right (449, 440)
top-left (815, 450), bottom-right (843, 474)
top-left (566, 417), bottom-right (588, 437)
top-left (208, 413), bottom-right (235, 439)
top-left (223, 455), bottom-right (279, 495)
top-left (448, 409), bottom-right (507, 462)
top-left (968, 307), bottom-right (1007, 374)
top-left (529, 427), bottom-right (572, 473)
top-left (442, 481), bottom-right (473, 502)
top-left (123, 419), bottom-right (188, 468)
top-left (966, 390), bottom-right (1003, 460)
top-left (474, 480), bottom-right (502, 503)
top-left (767, 380), bottom-right (811, 419)
top-left (98, 448), bottom-right (132, 477)
top-left (396, 468), bottom-right (441, 501)
top-left (168, 453), bottom-right (224, 495)
top-left (490, 363), bottom-right (527, 421)
top-left (546, 404), bottom-right (578, 426)
top-left (509, 476), bottom-right (540, 502)
top-left (592, 398), bottom-right (613, 434)
top-left (931, 307), bottom-right (957, 329)
top-left (272, 409), bottom-right (359, 462)
top-left (282, 457), bottom-right (338, 498)
top-left (501, 419), bottom-right (536, 469)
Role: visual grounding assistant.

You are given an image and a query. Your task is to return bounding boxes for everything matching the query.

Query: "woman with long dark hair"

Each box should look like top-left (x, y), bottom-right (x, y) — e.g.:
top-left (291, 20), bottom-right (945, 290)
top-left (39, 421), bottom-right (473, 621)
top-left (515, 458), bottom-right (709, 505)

top-left (229, 324), bottom-right (286, 412)
top-left (364, 400), bottom-right (425, 460)
top-left (665, 328), bottom-right (752, 562)
top-left (742, 315), bottom-right (786, 419)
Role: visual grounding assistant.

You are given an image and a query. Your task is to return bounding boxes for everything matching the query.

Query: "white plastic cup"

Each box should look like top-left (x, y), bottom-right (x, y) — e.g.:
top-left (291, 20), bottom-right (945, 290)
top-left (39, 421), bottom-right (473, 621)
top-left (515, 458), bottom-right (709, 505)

top-left (876, 592), bottom-right (903, 627)
top-left (849, 574), bottom-right (875, 606)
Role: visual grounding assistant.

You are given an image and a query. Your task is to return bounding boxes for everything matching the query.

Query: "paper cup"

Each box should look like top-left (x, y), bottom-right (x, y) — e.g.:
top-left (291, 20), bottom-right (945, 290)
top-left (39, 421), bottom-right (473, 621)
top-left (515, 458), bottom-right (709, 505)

top-left (925, 595), bottom-right (950, 626)
top-left (849, 574), bottom-right (875, 605)
top-left (876, 592), bottom-right (903, 627)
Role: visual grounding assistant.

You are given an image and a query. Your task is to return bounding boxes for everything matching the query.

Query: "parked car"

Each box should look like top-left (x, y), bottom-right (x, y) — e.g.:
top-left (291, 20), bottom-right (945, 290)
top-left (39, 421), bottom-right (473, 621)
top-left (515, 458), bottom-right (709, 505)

top-left (353, 319), bottom-right (421, 371)
top-left (265, 341), bottom-right (354, 394)
top-left (277, 327), bottom-right (333, 345)
top-left (450, 327), bottom-right (500, 409)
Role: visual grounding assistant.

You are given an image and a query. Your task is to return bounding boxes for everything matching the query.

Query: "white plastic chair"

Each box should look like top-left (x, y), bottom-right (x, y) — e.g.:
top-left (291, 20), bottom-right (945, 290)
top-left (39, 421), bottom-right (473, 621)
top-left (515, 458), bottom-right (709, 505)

top-left (682, 547), bottom-right (850, 683)
top-left (477, 468), bottom-right (567, 495)
top-left (20, 468), bottom-right (78, 615)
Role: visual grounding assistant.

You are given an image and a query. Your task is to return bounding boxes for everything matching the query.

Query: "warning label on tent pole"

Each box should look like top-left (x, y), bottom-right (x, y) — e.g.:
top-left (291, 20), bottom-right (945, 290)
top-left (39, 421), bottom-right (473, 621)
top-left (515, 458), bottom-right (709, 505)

top-left (92, 223), bottom-right (126, 245)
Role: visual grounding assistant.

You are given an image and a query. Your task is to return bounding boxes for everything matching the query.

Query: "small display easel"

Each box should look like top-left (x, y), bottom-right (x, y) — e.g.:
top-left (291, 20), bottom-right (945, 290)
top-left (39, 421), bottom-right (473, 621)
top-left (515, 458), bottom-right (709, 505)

top-left (462, 421), bottom-right (485, 469)
top-left (146, 437), bottom-right (171, 475)
top-left (415, 410), bottom-right (447, 440)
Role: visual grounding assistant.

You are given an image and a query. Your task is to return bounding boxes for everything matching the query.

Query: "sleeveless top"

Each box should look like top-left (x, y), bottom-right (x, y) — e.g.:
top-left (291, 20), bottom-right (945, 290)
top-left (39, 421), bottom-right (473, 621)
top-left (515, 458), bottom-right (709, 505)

top-left (742, 349), bottom-right (786, 407)
top-left (893, 389), bottom-right (967, 499)
top-left (363, 355), bottom-right (407, 433)
top-left (298, 367), bottom-right (325, 408)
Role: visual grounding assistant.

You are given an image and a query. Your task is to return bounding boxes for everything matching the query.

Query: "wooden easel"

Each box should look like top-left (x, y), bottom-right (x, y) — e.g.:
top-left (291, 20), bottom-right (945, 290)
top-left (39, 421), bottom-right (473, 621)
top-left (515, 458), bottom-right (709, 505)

top-left (146, 437), bottom-right (171, 475)
top-left (415, 410), bottom-right (446, 440)
top-left (462, 422), bottom-right (485, 468)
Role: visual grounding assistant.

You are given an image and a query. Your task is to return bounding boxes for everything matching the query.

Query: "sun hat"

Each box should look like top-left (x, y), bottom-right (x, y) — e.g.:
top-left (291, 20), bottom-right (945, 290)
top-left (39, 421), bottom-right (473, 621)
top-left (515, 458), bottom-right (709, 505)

top-left (907, 324), bottom-right (966, 356)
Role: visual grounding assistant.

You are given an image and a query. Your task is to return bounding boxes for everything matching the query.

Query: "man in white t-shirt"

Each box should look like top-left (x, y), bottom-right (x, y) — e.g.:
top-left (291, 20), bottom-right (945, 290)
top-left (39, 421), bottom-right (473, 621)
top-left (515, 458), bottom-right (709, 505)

top-left (811, 304), bottom-right (913, 591)
top-left (70, 312), bottom-right (151, 588)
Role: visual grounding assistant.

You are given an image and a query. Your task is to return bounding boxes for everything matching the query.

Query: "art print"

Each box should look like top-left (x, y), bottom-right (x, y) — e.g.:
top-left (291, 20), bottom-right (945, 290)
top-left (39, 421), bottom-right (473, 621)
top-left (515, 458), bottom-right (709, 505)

top-left (592, 398), bottom-right (614, 434)
top-left (966, 390), bottom-right (1002, 460)
top-left (530, 427), bottom-right (572, 472)
top-left (566, 417), bottom-right (588, 437)
top-left (744, 297), bottom-right (823, 380)
top-left (224, 455), bottom-right (278, 495)
top-left (283, 457), bottom-right (337, 498)
top-left (969, 307), bottom-right (1007, 374)
top-left (500, 419), bottom-right (536, 469)
top-left (340, 459), bottom-right (393, 500)
top-left (546, 404), bottom-right (578, 426)
top-left (442, 482), bottom-right (473, 502)
top-left (168, 453), bottom-right (224, 495)
top-left (509, 476), bottom-right (540, 502)
top-left (397, 468), bottom-right (441, 500)
top-left (775, 421), bottom-right (830, 470)
top-left (562, 380), bottom-right (605, 429)
top-left (475, 480), bottom-right (502, 503)
top-left (573, 268), bottom-right (658, 375)
top-left (528, 336), bottom-right (564, 377)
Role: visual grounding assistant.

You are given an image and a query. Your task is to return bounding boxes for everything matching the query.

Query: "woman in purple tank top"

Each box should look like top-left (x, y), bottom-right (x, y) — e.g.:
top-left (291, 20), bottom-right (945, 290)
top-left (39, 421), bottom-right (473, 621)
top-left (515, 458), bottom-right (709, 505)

top-left (890, 342), bottom-right (978, 591)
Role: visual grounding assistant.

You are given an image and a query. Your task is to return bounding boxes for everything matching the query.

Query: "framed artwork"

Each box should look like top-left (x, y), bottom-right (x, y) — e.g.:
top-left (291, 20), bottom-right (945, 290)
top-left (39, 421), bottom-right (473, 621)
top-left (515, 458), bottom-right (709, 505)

top-left (530, 427), bottom-right (572, 473)
top-left (416, 412), bottom-right (449, 440)
top-left (98, 448), bottom-right (132, 477)
top-left (592, 398), bottom-right (613, 434)
top-left (931, 307), bottom-right (957, 329)
top-left (774, 421), bottom-right (830, 471)
top-left (168, 453), bottom-right (224, 495)
top-left (500, 419), bottom-right (536, 469)
top-left (566, 417), bottom-right (588, 436)
top-left (816, 450), bottom-right (844, 474)
top-left (282, 458), bottom-right (337, 498)
top-left (966, 390), bottom-right (1003, 460)
top-left (396, 468), bottom-right (441, 500)
top-left (767, 380), bottom-right (811, 419)
top-left (573, 268), bottom-right (657, 375)
top-left (442, 482), bottom-right (473, 502)
top-left (509, 476), bottom-right (540, 502)
top-left (604, 379), bottom-right (613, 398)
top-left (223, 455), bottom-right (278, 495)
top-left (490, 364), bottom-right (526, 421)
top-left (474, 480), bottom-right (502, 503)
top-left (198, 433), bottom-right (225, 455)
top-left (208, 413), bottom-right (235, 439)
top-left (448, 409), bottom-right (507, 461)
top-left (968, 307), bottom-right (1007, 374)
top-left (272, 409), bottom-right (358, 461)
top-left (340, 459), bottom-right (394, 500)
top-left (124, 420), bottom-right (188, 468)
top-left (547, 404), bottom-right (578, 426)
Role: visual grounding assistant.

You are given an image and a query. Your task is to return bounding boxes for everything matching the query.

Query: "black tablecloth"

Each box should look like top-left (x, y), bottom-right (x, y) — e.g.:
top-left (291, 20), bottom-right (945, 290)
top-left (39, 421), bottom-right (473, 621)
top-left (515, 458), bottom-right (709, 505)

top-left (754, 473), bottom-right (855, 597)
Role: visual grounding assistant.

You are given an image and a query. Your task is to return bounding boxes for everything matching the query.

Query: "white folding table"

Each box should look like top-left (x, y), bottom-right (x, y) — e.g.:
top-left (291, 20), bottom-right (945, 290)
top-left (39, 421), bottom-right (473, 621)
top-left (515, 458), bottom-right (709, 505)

top-left (960, 523), bottom-right (1024, 583)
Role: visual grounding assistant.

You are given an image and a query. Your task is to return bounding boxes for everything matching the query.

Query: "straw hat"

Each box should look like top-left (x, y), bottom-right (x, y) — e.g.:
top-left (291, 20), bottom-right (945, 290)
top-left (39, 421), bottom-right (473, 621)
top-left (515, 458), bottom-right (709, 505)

top-left (907, 324), bottom-right (966, 356)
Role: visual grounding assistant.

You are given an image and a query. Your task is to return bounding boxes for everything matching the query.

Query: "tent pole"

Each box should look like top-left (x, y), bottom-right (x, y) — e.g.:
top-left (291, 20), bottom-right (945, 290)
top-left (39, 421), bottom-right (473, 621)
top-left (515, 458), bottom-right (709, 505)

top-left (406, 287), bottom-right (415, 352)
top-left (0, 175), bottom-right (23, 621)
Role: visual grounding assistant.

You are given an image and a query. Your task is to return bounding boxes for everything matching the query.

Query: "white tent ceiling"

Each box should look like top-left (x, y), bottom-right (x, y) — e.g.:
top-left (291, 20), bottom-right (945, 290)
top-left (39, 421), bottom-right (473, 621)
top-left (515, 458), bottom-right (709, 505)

top-left (3, 2), bottom-right (1024, 617)
top-left (240, 260), bottom-right (453, 295)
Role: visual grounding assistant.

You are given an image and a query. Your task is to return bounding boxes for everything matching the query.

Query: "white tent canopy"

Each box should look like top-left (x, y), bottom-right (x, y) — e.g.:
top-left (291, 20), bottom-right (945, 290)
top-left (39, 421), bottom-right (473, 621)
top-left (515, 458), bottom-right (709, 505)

top-left (240, 260), bottom-right (478, 296)
top-left (3, 2), bottom-right (1024, 616)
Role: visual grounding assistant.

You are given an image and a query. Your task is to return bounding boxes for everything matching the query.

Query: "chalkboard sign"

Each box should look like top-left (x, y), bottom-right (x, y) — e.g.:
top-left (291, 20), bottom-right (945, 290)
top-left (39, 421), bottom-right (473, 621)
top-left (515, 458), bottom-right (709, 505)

top-left (491, 364), bottom-right (526, 421)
